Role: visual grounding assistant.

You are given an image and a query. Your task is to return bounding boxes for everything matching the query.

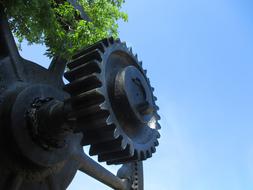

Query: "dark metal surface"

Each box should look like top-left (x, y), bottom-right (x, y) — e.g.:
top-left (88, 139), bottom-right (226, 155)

top-left (0, 4), bottom-right (23, 81)
top-left (73, 140), bottom-right (130, 190)
top-left (0, 4), bottom-right (160, 190)
top-left (118, 162), bottom-right (144, 190)
top-left (64, 38), bottom-right (160, 165)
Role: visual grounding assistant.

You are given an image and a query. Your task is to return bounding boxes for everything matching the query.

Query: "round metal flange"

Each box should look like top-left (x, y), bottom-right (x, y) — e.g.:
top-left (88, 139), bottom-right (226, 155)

top-left (114, 65), bottom-right (154, 124)
top-left (0, 81), bottom-right (80, 189)
top-left (11, 84), bottom-right (74, 167)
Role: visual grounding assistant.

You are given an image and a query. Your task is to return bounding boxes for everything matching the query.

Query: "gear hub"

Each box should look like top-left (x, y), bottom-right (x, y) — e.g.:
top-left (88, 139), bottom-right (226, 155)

top-left (64, 37), bottom-right (160, 165)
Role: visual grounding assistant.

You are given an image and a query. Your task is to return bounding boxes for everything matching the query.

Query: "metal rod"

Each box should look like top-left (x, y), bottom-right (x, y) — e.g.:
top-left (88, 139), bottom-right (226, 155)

top-left (9, 175), bottom-right (23, 190)
top-left (73, 151), bottom-right (129, 190)
top-left (48, 56), bottom-right (67, 78)
top-left (0, 4), bottom-right (23, 80)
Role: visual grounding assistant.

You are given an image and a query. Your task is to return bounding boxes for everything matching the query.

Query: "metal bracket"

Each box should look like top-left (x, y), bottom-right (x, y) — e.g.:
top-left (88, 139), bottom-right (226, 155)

top-left (72, 140), bottom-right (144, 190)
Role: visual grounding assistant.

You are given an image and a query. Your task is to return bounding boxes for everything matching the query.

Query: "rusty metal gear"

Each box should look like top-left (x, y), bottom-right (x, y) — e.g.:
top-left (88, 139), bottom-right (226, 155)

top-left (64, 37), bottom-right (160, 165)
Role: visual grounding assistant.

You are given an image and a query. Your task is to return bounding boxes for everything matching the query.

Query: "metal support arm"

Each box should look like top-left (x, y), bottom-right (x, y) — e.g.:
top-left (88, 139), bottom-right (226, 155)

top-left (0, 4), bottom-right (23, 80)
top-left (73, 147), bottom-right (130, 190)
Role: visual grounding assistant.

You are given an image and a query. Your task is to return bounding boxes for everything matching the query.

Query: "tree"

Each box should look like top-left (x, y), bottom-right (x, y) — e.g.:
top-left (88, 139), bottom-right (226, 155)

top-left (0, 0), bottom-right (127, 59)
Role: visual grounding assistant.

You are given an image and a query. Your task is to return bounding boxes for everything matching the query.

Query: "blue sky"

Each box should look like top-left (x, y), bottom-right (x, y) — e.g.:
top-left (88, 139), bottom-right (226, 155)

top-left (19, 0), bottom-right (253, 189)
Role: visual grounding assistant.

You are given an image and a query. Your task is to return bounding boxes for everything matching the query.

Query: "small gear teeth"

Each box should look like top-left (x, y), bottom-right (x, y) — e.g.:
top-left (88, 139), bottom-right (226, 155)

top-left (155, 113), bottom-right (161, 120)
top-left (122, 42), bottom-right (127, 48)
top-left (64, 60), bottom-right (101, 81)
top-left (68, 88), bottom-right (104, 108)
top-left (71, 103), bottom-right (108, 118)
top-left (72, 111), bottom-right (110, 132)
top-left (114, 38), bottom-right (121, 43)
top-left (156, 130), bottom-right (161, 137)
top-left (82, 126), bottom-right (117, 146)
top-left (146, 150), bottom-right (152, 158)
top-left (68, 49), bottom-right (103, 69)
top-left (98, 144), bottom-right (134, 163)
top-left (99, 101), bottom-right (108, 110)
top-left (108, 36), bottom-right (115, 45)
top-left (132, 170), bottom-right (139, 189)
top-left (72, 39), bottom-right (110, 60)
top-left (90, 137), bottom-right (124, 156)
top-left (113, 128), bottom-right (121, 138)
top-left (64, 74), bottom-right (102, 95)
top-left (76, 116), bottom-right (108, 131)
top-left (140, 151), bottom-right (146, 161)
top-left (154, 140), bottom-right (159, 147)
top-left (106, 115), bottom-right (114, 125)
top-left (151, 147), bottom-right (156, 154)
top-left (154, 105), bottom-right (160, 111)
top-left (121, 138), bottom-right (129, 149)
top-left (78, 110), bottom-right (109, 123)
top-left (156, 123), bottom-right (161, 130)
top-left (138, 61), bottom-right (143, 66)
top-left (107, 152), bottom-right (139, 165)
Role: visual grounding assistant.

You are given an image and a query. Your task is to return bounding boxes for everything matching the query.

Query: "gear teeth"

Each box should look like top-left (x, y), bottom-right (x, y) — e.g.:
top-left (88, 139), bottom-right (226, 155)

top-left (140, 151), bottom-right (146, 161)
top-left (156, 131), bottom-right (161, 139)
top-left (156, 123), bottom-right (161, 130)
top-left (106, 115), bottom-right (113, 125)
top-left (115, 38), bottom-right (121, 43)
top-left (64, 60), bottom-right (101, 81)
top-left (143, 69), bottom-right (147, 74)
top-left (154, 105), bottom-right (159, 111)
top-left (107, 151), bottom-right (139, 165)
top-left (81, 110), bottom-right (109, 122)
top-left (146, 150), bottom-right (152, 158)
top-left (75, 114), bottom-right (109, 133)
top-left (70, 103), bottom-right (108, 119)
top-left (153, 96), bottom-right (158, 101)
top-left (135, 54), bottom-right (138, 59)
top-left (101, 38), bottom-right (111, 47)
top-left (113, 128), bottom-right (121, 139)
top-left (67, 88), bottom-right (104, 108)
top-left (154, 113), bottom-right (161, 120)
top-left (68, 49), bottom-right (103, 69)
top-left (64, 74), bottom-right (102, 96)
top-left (72, 39), bottom-right (111, 59)
top-left (138, 61), bottom-right (143, 66)
top-left (100, 101), bottom-right (108, 110)
top-left (121, 138), bottom-right (128, 149)
top-left (146, 78), bottom-right (151, 85)
top-left (89, 136), bottom-right (123, 156)
top-left (122, 42), bottom-right (127, 48)
top-left (108, 37), bottom-right (114, 44)
top-left (82, 125), bottom-right (117, 146)
top-left (154, 140), bottom-right (159, 147)
top-left (98, 144), bottom-right (134, 163)
top-left (151, 147), bottom-right (156, 154)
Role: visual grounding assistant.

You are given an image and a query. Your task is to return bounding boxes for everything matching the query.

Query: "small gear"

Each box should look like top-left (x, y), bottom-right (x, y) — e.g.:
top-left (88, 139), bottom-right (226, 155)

top-left (64, 37), bottom-right (160, 165)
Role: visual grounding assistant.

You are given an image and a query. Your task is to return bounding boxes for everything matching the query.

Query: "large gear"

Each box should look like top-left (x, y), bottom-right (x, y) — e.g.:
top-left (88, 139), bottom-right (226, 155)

top-left (64, 37), bottom-right (161, 165)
